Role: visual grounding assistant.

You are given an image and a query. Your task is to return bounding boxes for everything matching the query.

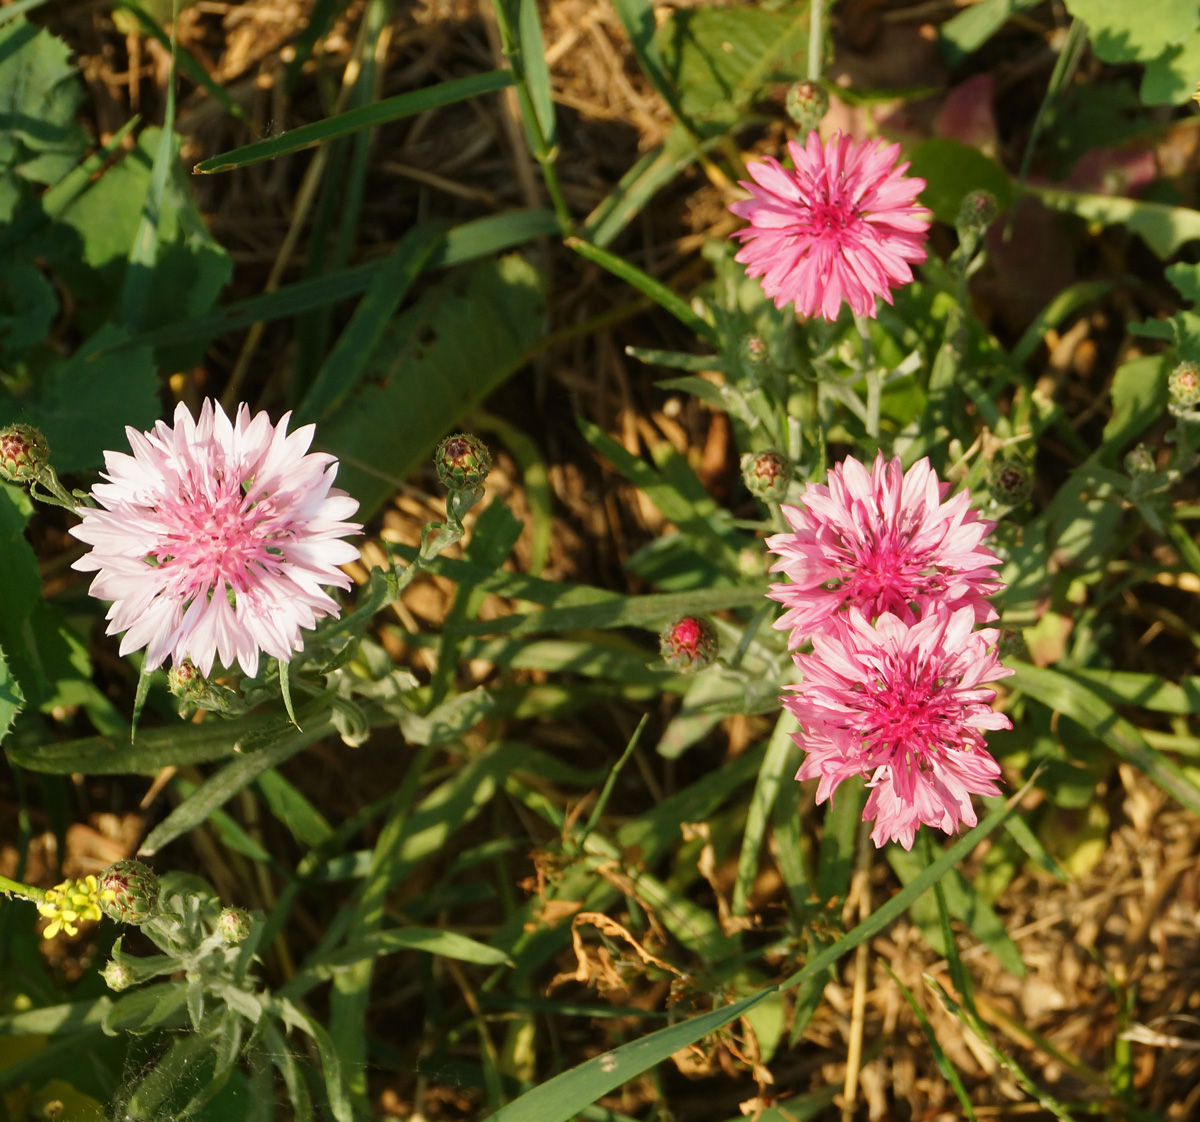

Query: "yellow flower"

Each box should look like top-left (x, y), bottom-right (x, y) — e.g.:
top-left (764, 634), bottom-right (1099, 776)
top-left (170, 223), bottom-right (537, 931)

top-left (36, 876), bottom-right (113, 940)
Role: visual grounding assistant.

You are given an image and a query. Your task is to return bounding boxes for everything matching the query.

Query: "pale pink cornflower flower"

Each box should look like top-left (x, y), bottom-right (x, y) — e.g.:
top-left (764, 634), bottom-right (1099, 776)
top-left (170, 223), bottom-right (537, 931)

top-left (767, 453), bottom-right (1002, 649)
top-left (71, 399), bottom-right (361, 678)
top-left (729, 131), bottom-right (931, 322)
top-left (786, 606), bottom-right (1012, 850)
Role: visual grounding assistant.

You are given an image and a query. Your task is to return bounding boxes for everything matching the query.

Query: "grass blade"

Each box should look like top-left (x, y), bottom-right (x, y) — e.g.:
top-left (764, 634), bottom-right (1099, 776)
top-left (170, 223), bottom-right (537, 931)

top-left (195, 71), bottom-right (515, 173)
top-left (488, 790), bottom-right (1025, 1122)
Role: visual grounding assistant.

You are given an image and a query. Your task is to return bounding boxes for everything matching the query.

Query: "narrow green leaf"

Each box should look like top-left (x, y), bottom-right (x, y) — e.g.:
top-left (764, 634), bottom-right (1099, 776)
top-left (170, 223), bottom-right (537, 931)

top-left (256, 769), bottom-right (333, 848)
top-left (567, 237), bottom-right (718, 344)
top-left (113, 0), bottom-right (246, 120)
top-left (195, 71), bottom-right (515, 173)
top-left (488, 794), bottom-right (1023, 1122)
top-left (119, 15), bottom-right (177, 332)
top-left (138, 716), bottom-right (337, 855)
top-left (610, 0), bottom-right (681, 116)
top-left (731, 710), bottom-right (795, 916)
top-left (7, 711), bottom-right (306, 774)
top-left (307, 926), bottom-right (513, 974)
top-left (445, 583), bottom-right (768, 637)
top-left (1009, 660), bottom-right (1200, 816)
top-left (516, 0), bottom-right (555, 147)
top-left (297, 222), bottom-right (446, 424)
top-left (816, 777), bottom-right (865, 903)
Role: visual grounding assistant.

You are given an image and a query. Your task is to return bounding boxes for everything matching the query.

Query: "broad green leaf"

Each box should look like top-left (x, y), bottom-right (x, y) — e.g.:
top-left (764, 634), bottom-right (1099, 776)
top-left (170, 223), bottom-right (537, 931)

top-left (488, 794), bottom-right (1021, 1122)
top-left (318, 254), bottom-right (544, 517)
top-left (1028, 182), bottom-right (1200, 259)
top-left (1142, 30), bottom-right (1200, 104)
top-left (906, 138), bottom-right (1013, 225)
top-left (938, 0), bottom-right (1042, 64)
top-left (195, 71), bottom-right (515, 173)
top-left (57, 127), bottom-right (232, 369)
top-left (655, 3), bottom-right (808, 133)
top-left (1061, 0), bottom-right (1200, 62)
top-left (1009, 661), bottom-right (1200, 816)
top-left (1103, 354), bottom-right (1168, 451)
top-left (22, 324), bottom-right (158, 473)
top-left (0, 15), bottom-right (86, 174)
top-left (1069, 668), bottom-right (1200, 713)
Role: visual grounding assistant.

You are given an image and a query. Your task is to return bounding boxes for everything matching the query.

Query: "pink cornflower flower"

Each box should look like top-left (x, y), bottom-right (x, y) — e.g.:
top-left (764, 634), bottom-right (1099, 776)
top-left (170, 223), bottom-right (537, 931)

top-left (786, 606), bottom-right (1012, 850)
top-left (729, 131), bottom-right (931, 322)
top-left (767, 453), bottom-right (1002, 649)
top-left (71, 400), bottom-right (361, 678)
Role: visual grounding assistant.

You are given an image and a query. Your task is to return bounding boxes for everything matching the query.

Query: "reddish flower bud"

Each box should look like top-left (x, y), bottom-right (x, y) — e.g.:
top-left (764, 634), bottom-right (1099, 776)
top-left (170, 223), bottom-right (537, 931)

top-left (0, 424), bottom-right (49, 483)
top-left (1169, 361), bottom-right (1200, 407)
top-left (660, 616), bottom-right (718, 673)
top-left (785, 80), bottom-right (828, 131)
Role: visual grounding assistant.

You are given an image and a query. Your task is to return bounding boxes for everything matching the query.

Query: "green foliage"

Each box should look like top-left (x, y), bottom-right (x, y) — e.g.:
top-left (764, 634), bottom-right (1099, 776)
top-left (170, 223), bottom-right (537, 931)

top-left (319, 253), bottom-right (546, 516)
top-left (906, 138), bottom-right (1013, 225)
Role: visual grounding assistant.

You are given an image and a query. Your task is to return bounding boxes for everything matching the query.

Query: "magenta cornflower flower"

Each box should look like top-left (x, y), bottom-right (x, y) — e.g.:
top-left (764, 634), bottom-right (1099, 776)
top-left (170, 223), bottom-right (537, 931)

top-left (766, 453), bottom-right (1001, 649)
top-left (729, 131), bottom-right (931, 322)
top-left (71, 400), bottom-right (361, 678)
top-left (786, 607), bottom-right (1012, 850)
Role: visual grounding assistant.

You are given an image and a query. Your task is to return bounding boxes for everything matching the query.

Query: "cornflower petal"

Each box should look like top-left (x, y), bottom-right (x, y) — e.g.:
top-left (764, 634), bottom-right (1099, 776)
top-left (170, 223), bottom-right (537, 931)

top-left (767, 452), bottom-right (1002, 647)
top-left (71, 399), bottom-right (362, 677)
top-left (785, 606), bottom-right (1010, 850)
top-left (729, 131), bottom-right (931, 322)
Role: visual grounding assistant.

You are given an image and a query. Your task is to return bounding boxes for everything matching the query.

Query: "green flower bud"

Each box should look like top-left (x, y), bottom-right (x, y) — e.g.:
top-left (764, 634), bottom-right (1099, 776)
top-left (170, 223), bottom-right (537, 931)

top-left (659, 616), bottom-right (718, 673)
top-left (101, 958), bottom-right (134, 992)
top-left (956, 189), bottom-right (999, 237)
top-left (98, 860), bottom-right (160, 925)
top-left (1124, 443), bottom-right (1156, 476)
top-left (785, 80), bottom-right (828, 132)
top-left (167, 658), bottom-right (207, 700)
top-left (739, 335), bottom-right (769, 369)
top-left (435, 433), bottom-right (492, 491)
top-left (741, 450), bottom-right (793, 502)
top-left (0, 424), bottom-right (49, 483)
top-left (216, 906), bottom-right (251, 945)
top-left (987, 456), bottom-right (1032, 507)
top-left (1169, 361), bottom-right (1200, 408)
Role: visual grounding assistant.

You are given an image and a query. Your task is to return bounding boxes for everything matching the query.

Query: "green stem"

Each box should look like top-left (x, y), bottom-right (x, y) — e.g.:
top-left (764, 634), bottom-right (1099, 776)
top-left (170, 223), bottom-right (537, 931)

top-left (807, 0), bottom-right (823, 82)
top-left (855, 313), bottom-right (880, 441)
top-left (491, 0), bottom-right (573, 234)
top-left (0, 874), bottom-right (44, 903)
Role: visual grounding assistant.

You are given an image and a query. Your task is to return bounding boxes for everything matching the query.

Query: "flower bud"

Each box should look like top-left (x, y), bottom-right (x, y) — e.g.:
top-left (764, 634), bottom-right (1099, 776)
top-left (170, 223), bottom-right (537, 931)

top-left (785, 80), bottom-right (828, 132)
top-left (956, 189), bottom-right (999, 237)
top-left (216, 906), bottom-right (251, 945)
top-left (101, 958), bottom-right (134, 992)
top-left (741, 450), bottom-right (793, 502)
top-left (659, 616), bottom-right (718, 673)
top-left (987, 456), bottom-right (1032, 507)
top-left (739, 335), bottom-right (769, 369)
top-left (98, 860), bottom-right (160, 925)
top-left (0, 424), bottom-right (49, 483)
top-left (168, 658), bottom-right (207, 700)
top-left (435, 433), bottom-right (492, 491)
top-left (1168, 361), bottom-right (1200, 408)
top-left (1124, 443), bottom-right (1156, 476)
